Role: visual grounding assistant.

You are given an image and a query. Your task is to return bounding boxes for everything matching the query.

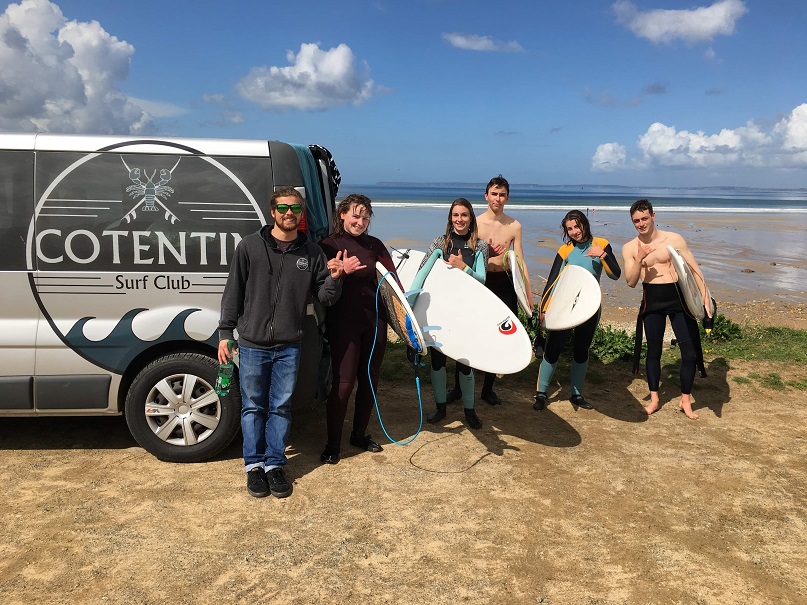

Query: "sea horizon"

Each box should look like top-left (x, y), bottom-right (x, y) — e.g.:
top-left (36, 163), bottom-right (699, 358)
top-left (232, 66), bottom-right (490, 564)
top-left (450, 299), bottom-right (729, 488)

top-left (340, 182), bottom-right (807, 213)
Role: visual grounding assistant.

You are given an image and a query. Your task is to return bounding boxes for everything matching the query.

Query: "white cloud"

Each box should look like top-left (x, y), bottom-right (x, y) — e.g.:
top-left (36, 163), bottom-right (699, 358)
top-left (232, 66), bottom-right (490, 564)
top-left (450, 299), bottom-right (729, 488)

top-left (236, 42), bottom-right (375, 111)
top-left (592, 104), bottom-right (807, 172)
top-left (128, 97), bottom-right (186, 118)
top-left (776, 104), bottom-right (807, 151)
top-left (613, 0), bottom-right (748, 44)
top-left (591, 143), bottom-right (627, 172)
top-left (442, 33), bottom-right (524, 53)
top-left (0, 0), bottom-right (153, 134)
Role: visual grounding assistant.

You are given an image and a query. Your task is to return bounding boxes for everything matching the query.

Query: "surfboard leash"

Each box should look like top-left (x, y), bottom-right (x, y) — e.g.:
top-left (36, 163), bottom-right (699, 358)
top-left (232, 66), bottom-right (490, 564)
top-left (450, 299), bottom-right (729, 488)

top-left (368, 272), bottom-right (424, 446)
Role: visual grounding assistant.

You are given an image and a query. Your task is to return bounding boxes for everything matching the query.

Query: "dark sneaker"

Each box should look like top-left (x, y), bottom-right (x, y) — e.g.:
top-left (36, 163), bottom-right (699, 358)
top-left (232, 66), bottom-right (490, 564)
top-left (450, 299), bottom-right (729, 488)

top-left (464, 408), bottom-right (483, 429)
top-left (246, 468), bottom-right (269, 498)
top-left (532, 392), bottom-right (548, 411)
top-left (320, 444), bottom-right (340, 464)
top-left (481, 390), bottom-right (502, 405)
top-left (445, 385), bottom-right (462, 404)
top-left (349, 433), bottom-right (383, 453)
top-left (267, 467), bottom-right (292, 498)
top-left (570, 395), bottom-right (594, 410)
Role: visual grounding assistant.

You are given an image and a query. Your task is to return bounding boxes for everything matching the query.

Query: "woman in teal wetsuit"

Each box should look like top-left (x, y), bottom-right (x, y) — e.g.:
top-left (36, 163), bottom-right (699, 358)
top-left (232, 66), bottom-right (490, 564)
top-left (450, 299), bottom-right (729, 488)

top-left (409, 198), bottom-right (489, 429)
top-left (533, 210), bottom-right (621, 411)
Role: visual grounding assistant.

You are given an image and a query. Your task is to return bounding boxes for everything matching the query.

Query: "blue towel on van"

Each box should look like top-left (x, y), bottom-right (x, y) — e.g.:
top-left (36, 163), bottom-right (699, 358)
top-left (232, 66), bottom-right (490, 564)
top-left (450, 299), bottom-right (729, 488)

top-left (290, 144), bottom-right (329, 241)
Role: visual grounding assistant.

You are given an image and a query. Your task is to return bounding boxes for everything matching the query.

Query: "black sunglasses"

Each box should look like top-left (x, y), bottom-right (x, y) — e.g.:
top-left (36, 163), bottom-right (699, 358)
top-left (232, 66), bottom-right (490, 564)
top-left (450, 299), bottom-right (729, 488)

top-left (275, 203), bottom-right (303, 215)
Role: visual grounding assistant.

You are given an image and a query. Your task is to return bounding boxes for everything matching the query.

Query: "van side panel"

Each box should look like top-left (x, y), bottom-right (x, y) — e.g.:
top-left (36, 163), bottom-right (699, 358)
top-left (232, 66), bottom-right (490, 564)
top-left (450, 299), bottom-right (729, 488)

top-left (0, 377), bottom-right (33, 409)
top-left (30, 147), bottom-right (274, 409)
top-left (35, 375), bottom-right (111, 409)
top-left (0, 151), bottom-right (38, 399)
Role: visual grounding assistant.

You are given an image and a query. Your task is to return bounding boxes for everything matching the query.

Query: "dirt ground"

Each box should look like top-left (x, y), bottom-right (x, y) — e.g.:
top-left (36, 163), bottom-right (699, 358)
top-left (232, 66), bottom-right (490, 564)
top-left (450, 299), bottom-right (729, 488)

top-left (2, 306), bottom-right (806, 605)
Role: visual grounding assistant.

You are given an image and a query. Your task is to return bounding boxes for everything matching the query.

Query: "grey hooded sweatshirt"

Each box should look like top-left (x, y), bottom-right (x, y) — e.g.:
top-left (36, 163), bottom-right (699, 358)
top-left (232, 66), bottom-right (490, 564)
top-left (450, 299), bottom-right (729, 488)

top-left (218, 225), bottom-right (342, 349)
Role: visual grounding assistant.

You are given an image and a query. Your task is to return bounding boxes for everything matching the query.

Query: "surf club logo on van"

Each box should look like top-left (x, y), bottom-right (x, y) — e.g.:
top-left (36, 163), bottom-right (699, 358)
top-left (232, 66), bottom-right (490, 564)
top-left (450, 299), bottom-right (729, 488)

top-left (26, 140), bottom-right (270, 373)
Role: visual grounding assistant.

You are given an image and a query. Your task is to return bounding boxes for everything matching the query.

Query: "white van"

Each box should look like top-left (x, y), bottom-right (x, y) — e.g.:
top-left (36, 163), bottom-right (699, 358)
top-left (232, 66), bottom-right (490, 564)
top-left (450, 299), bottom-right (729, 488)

top-left (0, 133), bottom-right (339, 462)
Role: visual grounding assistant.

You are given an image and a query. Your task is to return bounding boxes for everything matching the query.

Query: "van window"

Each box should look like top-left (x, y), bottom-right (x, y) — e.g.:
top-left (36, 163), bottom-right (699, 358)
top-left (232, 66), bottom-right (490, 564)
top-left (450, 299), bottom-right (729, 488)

top-left (0, 151), bottom-right (34, 271)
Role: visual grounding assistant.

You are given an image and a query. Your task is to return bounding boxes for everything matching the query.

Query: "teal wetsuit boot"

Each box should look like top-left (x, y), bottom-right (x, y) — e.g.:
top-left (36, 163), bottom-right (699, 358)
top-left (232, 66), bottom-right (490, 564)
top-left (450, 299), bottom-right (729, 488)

top-left (459, 370), bottom-right (482, 429)
top-left (570, 359), bottom-right (593, 409)
top-left (428, 366), bottom-right (447, 423)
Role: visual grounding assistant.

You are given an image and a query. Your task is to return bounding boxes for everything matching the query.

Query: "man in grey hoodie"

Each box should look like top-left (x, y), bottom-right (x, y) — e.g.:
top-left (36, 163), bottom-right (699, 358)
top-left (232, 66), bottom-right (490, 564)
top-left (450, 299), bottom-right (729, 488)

top-left (218, 187), bottom-right (360, 498)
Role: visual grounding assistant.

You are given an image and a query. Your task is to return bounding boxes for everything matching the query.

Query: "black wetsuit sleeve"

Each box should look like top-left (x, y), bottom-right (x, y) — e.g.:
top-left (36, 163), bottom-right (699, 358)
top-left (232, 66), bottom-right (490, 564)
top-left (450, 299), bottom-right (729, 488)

top-left (602, 244), bottom-right (622, 280)
top-left (541, 253), bottom-right (565, 310)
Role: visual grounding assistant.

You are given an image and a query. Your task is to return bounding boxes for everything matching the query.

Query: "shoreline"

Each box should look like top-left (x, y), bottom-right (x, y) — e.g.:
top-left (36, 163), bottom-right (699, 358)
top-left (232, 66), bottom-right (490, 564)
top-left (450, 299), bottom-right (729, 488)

top-left (367, 206), bottom-right (807, 330)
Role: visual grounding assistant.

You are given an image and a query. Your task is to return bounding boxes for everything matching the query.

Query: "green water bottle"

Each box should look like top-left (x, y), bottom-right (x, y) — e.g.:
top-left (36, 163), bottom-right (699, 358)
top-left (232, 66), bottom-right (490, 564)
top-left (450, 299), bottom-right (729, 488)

top-left (215, 340), bottom-right (236, 396)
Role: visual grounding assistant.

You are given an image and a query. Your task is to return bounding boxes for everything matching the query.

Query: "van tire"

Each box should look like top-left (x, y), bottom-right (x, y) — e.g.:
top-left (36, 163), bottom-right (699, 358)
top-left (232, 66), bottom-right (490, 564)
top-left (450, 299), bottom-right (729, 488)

top-left (125, 353), bottom-right (241, 462)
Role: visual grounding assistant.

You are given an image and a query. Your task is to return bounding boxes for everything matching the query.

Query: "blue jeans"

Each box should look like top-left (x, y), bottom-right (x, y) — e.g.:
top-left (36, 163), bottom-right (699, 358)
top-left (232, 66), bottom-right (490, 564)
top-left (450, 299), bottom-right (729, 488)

top-left (238, 343), bottom-right (301, 471)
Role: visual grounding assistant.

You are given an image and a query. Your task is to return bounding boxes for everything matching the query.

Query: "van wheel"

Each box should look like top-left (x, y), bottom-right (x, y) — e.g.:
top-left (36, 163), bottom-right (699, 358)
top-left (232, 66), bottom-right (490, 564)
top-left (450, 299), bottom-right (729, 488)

top-left (125, 353), bottom-right (241, 462)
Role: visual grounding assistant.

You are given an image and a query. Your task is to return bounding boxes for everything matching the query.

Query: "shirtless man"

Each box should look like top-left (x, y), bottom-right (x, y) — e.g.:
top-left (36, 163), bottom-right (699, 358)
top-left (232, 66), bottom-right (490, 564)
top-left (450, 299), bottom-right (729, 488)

top-left (473, 175), bottom-right (533, 404)
top-left (622, 199), bottom-right (710, 420)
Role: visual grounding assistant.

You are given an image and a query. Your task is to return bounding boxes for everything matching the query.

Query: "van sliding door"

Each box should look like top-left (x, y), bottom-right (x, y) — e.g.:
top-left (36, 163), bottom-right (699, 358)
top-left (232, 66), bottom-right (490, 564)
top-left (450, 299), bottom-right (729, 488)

top-left (0, 151), bottom-right (37, 410)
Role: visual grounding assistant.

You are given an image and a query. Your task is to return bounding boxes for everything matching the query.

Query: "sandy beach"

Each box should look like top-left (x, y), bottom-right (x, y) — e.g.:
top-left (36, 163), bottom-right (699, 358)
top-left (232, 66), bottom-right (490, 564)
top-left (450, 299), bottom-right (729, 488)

top-left (2, 206), bottom-right (807, 604)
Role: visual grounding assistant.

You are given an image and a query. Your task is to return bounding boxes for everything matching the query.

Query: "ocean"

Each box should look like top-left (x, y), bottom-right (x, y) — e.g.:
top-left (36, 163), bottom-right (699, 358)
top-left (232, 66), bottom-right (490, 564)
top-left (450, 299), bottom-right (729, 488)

top-left (344, 183), bottom-right (807, 213)
top-left (337, 183), bottom-right (807, 304)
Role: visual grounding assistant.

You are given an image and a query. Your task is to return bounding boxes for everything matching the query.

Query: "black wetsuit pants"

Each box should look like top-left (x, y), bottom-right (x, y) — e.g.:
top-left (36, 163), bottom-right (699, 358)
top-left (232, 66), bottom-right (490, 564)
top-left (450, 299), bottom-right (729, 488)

top-left (325, 319), bottom-right (386, 449)
top-left (644, 311), bottom-right (699, 395)
top-left (479, 273), bottom-right (518, 393)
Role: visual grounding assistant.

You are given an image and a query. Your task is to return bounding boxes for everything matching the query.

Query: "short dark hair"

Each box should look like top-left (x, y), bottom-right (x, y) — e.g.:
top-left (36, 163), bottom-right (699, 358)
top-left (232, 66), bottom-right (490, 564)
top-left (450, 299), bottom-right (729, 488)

top-left (630, 199), bottom-right (653, 215)
top-left (270, 187), bottom-right (304, 210)
top-left (485, 174), bottom-right (510, 195)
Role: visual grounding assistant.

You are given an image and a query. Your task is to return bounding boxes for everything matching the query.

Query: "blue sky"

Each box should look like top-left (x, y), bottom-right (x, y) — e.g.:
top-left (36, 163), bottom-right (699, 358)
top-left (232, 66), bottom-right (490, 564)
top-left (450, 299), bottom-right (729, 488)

top-left (1, 0), bottom-right (806, 188)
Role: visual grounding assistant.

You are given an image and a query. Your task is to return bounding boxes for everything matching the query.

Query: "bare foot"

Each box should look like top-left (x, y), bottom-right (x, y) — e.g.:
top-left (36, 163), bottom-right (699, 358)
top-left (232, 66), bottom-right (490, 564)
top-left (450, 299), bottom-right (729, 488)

top-left (678, 399), bottom-right (699, 420)
top-left (643, 399), bottom-right (660, 415)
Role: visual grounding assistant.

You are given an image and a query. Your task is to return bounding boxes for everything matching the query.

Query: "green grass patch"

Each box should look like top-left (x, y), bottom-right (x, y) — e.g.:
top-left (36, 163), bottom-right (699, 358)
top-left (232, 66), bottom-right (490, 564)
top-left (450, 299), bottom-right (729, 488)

top-left (748, 372), bottom-right (787, 391)
top-left (380, 313), bottom-right (806, 392)
top-left (701, 316), bottom-right (807, 363)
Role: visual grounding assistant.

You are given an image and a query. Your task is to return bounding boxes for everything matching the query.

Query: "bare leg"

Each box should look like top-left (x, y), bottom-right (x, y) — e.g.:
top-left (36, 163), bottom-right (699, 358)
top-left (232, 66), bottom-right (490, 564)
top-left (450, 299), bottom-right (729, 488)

top-left (678, 394), bottom-right (699, 420)
top-left (643, 392), bottom-right (660, 415)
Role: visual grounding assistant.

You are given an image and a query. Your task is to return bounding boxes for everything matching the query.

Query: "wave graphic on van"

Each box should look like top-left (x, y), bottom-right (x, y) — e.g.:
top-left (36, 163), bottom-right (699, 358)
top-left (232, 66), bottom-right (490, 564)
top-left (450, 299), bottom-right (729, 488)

top-left (64, 308), bottom-right (217, 373)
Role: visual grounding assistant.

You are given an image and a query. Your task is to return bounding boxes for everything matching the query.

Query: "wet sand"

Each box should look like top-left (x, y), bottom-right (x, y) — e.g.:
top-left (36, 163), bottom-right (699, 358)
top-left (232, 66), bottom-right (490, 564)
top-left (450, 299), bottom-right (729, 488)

top-left (373, 206), bottom-right (807, 329)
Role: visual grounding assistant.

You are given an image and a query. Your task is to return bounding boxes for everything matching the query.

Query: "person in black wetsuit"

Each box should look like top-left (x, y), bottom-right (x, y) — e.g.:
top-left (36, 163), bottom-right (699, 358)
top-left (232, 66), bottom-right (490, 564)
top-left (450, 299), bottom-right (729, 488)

top-left (410, 198), bottom-right (489, 429)
top-left (319, 194), bottom-right (399, 463)
top-left (622, 199), bottom-right (711, 420)
top-left (445, 176), bottom-right (532, 405)
top-left (533, 210), bottom-right (621, 411)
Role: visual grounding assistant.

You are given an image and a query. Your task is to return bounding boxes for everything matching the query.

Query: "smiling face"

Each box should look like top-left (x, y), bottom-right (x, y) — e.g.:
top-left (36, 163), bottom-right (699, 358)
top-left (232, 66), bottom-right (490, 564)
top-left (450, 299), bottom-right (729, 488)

top-left (340, 203), bottom-right (371, 237)
top-left (631, 209), bottom-right (655, 236)
top-left (565, 219), bottom-right (585, 243)
top-left (271, 195), bottom-right (304, 234)
top-left (451, 205), bottom-right (472, 235)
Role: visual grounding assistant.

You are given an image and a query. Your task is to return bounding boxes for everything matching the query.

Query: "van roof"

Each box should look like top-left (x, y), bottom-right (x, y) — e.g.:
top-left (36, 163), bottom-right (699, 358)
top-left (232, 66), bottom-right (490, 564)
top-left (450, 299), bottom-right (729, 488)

top-left (0, 133), bottom-right (273, 157)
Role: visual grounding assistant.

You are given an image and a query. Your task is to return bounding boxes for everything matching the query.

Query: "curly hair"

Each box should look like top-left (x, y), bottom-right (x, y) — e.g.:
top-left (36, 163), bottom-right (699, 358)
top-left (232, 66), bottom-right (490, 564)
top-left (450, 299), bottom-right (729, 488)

top-left (331, 193), bottom-right (373, 237)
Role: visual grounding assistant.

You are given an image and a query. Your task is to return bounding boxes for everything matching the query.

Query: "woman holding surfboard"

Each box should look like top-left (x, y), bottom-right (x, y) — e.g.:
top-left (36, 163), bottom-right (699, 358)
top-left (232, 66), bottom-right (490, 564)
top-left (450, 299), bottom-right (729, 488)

top-left (319, 194), bottom-right (398, 464)
top-left (534, 210), bottom-right (621, 411)
top-left (411, 198), bottom-right (489, 429)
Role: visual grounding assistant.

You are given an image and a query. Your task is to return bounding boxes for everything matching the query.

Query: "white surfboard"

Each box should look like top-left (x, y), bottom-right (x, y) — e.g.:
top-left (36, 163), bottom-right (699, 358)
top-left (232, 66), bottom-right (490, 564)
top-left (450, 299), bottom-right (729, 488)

top-left (667, 245), bottom-right (715, 320)
top-left (375, 262), bottom-right (428, 355)
top-left (391, 248), bottom-right (532, 374)
top-left (542, 264), bottom-right (602, 331)
top-left (505, 250), bottom-right (533, 318)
